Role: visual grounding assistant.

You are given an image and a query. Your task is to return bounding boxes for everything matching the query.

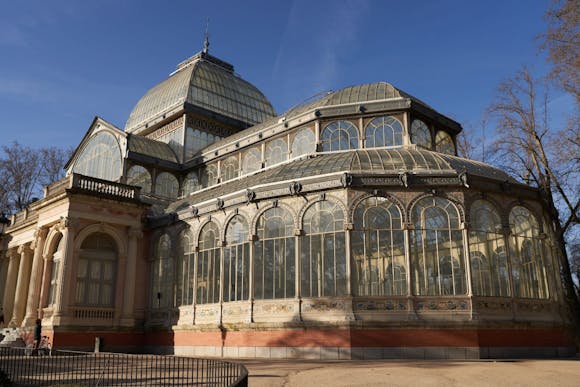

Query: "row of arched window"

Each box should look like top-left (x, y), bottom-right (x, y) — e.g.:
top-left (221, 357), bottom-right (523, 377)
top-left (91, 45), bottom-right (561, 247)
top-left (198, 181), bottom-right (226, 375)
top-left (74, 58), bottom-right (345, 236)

top-left (150, 198), bottom-right (552, 309)
top-left (126, 117), bottom-right (456, 199)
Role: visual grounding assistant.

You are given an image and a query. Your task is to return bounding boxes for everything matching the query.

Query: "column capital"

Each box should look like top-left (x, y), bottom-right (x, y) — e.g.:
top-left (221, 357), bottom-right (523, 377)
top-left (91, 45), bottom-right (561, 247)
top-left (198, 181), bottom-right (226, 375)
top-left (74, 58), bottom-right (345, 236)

top-left (17, 243), bottom-right (33, 255)
top-left (31, 227), bottom-right (49, 250)
top-left (6, 247), bottom-right (19, 260)
top-left (57, 216), bottom-right (79, 232)
top-left (128, 227), bottom-right (143, 239)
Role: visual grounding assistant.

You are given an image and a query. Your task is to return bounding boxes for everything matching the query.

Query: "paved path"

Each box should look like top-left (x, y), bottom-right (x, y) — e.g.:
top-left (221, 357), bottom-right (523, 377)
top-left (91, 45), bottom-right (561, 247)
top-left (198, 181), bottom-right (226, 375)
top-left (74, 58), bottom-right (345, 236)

top-left (243, 358), bottom-right (580, 386)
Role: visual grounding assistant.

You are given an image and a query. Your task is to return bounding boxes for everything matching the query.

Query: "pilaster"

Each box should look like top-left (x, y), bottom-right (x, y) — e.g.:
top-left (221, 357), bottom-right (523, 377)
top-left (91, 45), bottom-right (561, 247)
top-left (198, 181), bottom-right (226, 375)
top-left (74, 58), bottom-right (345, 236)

top-left (23, 227), bottom-right (48, 326)
top-left (2, 248), bottom-right (20, 327)
top-left (120, 227), bottom-right (142, 326)
top-left (9, 243), bottom-right (33, 327)
top-left (52, 217), bottom-right (78, 324)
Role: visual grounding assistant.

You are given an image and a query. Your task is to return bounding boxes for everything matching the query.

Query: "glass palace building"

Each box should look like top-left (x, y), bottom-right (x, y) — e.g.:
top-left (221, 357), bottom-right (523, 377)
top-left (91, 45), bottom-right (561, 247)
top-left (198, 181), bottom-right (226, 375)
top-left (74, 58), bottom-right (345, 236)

top-left (0, 48), bottom-right (575, 359)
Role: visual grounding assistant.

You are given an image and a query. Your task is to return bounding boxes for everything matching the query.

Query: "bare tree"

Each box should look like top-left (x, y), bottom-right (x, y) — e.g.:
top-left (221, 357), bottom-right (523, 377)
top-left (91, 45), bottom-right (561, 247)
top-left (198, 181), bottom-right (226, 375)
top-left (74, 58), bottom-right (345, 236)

top-left (0, 142), bottom-right (72, 217)
top-left (542, 0), bottom-right (580, 102)
top-left (488, 67), bottom-right (580, 327)
top-left (40, 146), bottom-right (72, 187)
top-left (457, 117), bottom-right (488, 162)
top-left (0, 161), bottom-right (10, 216)
top-left (1, 142), bottom-right (43, 212)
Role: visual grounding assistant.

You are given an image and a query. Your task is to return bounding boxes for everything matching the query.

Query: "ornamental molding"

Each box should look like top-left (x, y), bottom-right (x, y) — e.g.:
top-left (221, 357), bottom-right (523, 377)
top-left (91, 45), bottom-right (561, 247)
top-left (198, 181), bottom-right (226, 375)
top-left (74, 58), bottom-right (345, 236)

top-left (297, 194), bottom-right (348, 230)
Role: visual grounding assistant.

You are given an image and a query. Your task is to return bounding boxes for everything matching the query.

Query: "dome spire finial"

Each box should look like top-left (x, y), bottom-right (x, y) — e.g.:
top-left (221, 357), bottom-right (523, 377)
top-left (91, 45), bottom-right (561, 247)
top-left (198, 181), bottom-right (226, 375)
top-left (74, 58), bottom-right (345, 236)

top-left (203, 17), bottom-right (210, 54)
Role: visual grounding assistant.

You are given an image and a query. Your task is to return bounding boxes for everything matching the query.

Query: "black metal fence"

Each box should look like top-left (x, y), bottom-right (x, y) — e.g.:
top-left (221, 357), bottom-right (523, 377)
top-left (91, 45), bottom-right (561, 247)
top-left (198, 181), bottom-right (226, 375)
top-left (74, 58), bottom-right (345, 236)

top-left (0, 347), bottom-right (248, 386)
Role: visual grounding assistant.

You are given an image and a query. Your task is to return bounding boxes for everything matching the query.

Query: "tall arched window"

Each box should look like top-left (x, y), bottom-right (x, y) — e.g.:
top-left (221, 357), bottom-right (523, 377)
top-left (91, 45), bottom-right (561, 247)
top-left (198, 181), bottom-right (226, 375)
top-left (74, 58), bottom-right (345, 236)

top-left (321, 121), bottom-right (359, 152)
top-left (291, 128), bottom-right (315, 158)
top-left (265, 138), bottom-right (288, 167)
top-left (197, 222), bottom-right (221, 304)
top-left (509, 206), bottom-right (548, 299)
top-left (301, 201), bottom-right (346, 297)
top-left (241, 147), bottom-right (262, 175)
top-left (435, 130), bottom-right (455, 155)
top-left (176, 230), bottom-right (194, 306)
top-left (73, 131), bottom-right (122, 181)
top-left (352, 197), bottom-right (406, 296)
top-left (75, 233), bottom-right (117, 307)
top-left (410, 119), bottom-right (432, 149)
top-left (151, 234), bottom-right (173, 308)
top-left (254, 207), bottom-right (295, 299)
top-left (126, 165), bottom-right (152, 194)
top-left (365, 116), bottom-right (403, 148)
top-left (468, 200), bottom-right (510, 296)
top-left (410, 197), bottom-right (466, 296)
top-left (155, 172), bottom-right (179, 199)
top-left (182, 171), bottom-right (200, 196)
top-left (201, 164), bottom-right (218, 187)
top-left (224, 215), bottom-right (250, 302)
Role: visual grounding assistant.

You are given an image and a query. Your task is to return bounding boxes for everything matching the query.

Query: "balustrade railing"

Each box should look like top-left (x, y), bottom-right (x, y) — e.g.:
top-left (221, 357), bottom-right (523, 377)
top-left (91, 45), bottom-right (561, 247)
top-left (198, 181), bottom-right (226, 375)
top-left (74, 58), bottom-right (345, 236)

top-left (71, 174), bottom-right (140, 200)
top-left (8, 174), bottom-right (142, 229)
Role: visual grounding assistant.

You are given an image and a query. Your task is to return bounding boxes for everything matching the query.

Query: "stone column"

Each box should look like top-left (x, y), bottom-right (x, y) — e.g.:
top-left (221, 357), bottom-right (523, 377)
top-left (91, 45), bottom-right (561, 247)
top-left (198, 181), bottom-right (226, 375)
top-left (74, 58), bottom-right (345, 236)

top-left (53, 217), bottom-right (77, 323)
top-left (2, 248), bottom-right (19, 327)
top-left (247, 235), bottom-right (255, 323)
top-left (23, 228), bottom-right (48, 326)
top-left (9, 243), bottom-right (33, 327)
top-left (120, 227), bottom-right (142, 326)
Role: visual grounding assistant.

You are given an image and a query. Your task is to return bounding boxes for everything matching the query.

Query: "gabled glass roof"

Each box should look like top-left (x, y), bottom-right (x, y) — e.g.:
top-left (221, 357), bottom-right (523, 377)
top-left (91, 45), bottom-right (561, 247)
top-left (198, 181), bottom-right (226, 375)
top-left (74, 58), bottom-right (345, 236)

top-left (125, 52), bottom-right (276, 133)
top-left (127, 135), bottom-right (178, 163)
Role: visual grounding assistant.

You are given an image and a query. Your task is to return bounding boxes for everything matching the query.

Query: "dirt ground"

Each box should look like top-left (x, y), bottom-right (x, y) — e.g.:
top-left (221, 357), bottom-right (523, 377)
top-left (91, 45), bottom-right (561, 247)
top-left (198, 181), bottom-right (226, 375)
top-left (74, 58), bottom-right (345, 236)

top-left (243, 358), bottom-right (580, 386)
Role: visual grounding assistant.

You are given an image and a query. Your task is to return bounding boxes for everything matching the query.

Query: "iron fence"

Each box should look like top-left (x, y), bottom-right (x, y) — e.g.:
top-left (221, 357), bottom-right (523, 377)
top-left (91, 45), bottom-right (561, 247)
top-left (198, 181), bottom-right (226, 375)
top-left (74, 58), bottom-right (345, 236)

top-left (0, 347), bottom-right (248, 386)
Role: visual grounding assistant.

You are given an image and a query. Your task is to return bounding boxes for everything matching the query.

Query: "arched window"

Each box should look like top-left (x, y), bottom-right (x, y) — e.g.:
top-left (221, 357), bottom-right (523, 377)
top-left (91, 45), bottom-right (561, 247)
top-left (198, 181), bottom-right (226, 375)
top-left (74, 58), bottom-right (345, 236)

top-left (321, 121), bottom-right (359, 152)
top-left (176, 230), bottom-right (194, 306)
top-left (291, 128), bottom-right (316, 157)
top-left (221, 156), bottom-right (239, 182)
top-left (241, 147), bottom-right (262, 175)
top-left (468, 200), bottom-right (509, 296)
top-left (301, 201), bottom-right (346, 297)
top-left (352, 197), bottom-right (406, 296)
top-left (151, 234), bottom-right (173, 309)
top-left (365, 116), bottom-right (403, 148)
top-left (265, 138), bottom-right (288, 167)
top-left (126, 165), bottom-right (152, 194)
top-left (75, 233), bottom-right (117, 307)
top-left (410, 119), bottom-right (432, 149)
top-left (509, 206), bottom-right (548, 299)
top-left (182, 171), bottom-right (200, 196)
top-left (435, 130), bottom-right (455, 155)
top-left (254, 207), bottom-right (295, 299)
top-left (155, 172), bottom-right (179, 199)
top-left (410, 197), bottom-right (466, 295)
top-left (201, 164), bottom-right (218, 187)
top-left (197, 222), bottom-right (221, 304)
top-left (224, 215), bottom-right (250, 302)
top-left (73, 131), bottom-right (122, 181)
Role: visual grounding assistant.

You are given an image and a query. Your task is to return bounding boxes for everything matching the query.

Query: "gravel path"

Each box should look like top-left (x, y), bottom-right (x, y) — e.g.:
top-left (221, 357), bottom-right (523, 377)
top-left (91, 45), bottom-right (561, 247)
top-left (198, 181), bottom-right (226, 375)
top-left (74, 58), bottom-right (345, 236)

top-left (244, 358), bottom-right (580, 386)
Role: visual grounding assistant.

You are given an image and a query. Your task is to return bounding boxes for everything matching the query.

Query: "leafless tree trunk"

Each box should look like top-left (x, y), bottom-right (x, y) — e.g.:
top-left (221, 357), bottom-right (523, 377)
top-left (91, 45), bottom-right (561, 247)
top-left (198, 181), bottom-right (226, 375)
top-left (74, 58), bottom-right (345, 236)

top-left (488, 67), bottom-right (580, 334)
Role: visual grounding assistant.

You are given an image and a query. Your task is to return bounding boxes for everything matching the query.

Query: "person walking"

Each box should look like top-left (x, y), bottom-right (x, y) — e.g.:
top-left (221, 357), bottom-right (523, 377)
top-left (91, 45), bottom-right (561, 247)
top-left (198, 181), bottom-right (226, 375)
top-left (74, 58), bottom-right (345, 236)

top-left (33, 319), bottom-right (42, 354)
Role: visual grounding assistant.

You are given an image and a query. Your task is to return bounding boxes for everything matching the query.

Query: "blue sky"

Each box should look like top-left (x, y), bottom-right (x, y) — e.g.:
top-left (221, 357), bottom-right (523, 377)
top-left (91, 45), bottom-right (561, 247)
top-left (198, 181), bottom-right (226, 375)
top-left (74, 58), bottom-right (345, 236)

top-left (0, 0), bottom-right (565, 151)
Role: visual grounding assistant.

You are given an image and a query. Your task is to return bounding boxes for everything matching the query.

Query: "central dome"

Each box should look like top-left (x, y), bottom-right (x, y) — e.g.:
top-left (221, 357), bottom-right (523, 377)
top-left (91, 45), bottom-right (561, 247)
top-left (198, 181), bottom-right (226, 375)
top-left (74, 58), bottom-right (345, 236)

top-left (125, 51), bottom-right (276, 133)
